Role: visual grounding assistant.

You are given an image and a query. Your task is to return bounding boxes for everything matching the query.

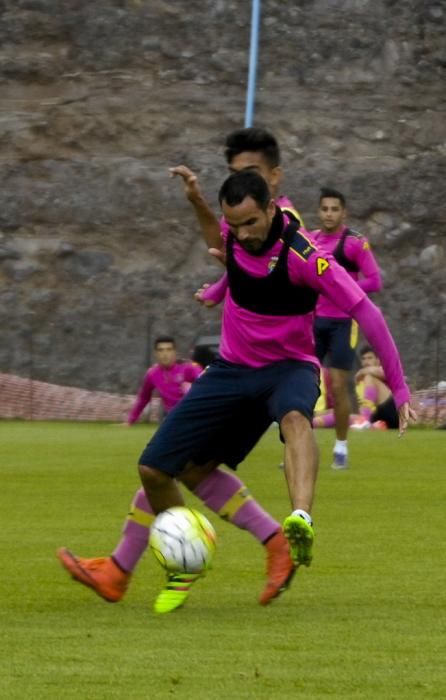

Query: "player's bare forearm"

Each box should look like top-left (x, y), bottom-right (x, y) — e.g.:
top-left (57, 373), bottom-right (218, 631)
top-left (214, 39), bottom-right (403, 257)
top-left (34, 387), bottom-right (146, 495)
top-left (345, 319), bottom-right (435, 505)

top-left (190, 199), bottom-right (224, 249)
top-left (356, 366), bottom-right (386, 382)
top-left (169, 165), bottom-right (223, 248)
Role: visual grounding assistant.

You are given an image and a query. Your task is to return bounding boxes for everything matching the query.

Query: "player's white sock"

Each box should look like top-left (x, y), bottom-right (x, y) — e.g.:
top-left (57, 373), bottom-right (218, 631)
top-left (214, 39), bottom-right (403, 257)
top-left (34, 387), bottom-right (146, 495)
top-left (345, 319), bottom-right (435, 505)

top-left (334, 440), bottom-right (348, 455)
top-left (291, 509), bottom-right (313, 526)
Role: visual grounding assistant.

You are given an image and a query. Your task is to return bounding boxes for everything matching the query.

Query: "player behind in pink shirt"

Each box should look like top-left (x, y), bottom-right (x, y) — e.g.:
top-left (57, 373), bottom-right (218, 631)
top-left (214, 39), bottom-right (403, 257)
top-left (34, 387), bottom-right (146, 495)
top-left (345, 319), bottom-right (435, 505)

top-left (127, 335), bottom-right (202, 424)
top-left (170, 127), bottom-right (303, 308)
top-left (138, 171), bottom-right (415, 610)
top-left (312, 187), bottom-right (382, 469)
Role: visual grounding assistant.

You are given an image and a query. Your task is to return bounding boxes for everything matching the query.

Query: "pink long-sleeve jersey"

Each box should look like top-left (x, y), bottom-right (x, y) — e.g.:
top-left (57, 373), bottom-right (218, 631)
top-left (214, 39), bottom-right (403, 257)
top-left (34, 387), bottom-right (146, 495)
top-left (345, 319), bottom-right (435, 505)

top-left (127, 362), bottom-right (202, 424)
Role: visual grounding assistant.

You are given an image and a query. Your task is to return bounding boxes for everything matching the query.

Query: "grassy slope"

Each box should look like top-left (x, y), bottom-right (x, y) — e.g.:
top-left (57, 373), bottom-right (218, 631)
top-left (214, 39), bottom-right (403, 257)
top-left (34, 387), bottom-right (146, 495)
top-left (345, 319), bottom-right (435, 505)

top-left (0, 421), bottom-right (445, 699)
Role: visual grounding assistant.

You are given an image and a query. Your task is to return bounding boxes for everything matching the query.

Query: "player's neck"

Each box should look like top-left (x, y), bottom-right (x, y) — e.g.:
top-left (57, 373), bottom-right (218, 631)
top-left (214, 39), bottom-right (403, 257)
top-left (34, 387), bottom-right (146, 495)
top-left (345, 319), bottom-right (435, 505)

top-left (321, 224), bottom-right (346, 236)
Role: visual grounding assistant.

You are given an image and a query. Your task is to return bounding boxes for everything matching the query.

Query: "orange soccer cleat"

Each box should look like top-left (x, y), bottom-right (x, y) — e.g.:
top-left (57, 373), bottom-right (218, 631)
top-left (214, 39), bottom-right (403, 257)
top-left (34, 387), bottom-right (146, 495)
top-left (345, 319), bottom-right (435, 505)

top-left (259, 530), bottom-right (296, 606)
top-left (57, 548), bottom-right (130, 603)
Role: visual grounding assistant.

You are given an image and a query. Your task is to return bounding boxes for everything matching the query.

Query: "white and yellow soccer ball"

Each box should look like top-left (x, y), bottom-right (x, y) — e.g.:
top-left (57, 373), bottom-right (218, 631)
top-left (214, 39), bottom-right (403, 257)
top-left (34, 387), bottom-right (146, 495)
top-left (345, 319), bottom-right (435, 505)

top-left (149, 506), bottom-right (217, 573)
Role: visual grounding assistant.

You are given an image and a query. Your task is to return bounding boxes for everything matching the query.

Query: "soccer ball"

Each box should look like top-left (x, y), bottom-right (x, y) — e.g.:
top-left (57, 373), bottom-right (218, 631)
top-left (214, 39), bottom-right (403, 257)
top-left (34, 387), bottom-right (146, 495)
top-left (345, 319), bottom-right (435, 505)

top-left (149, 506), bottom-right (217, 573)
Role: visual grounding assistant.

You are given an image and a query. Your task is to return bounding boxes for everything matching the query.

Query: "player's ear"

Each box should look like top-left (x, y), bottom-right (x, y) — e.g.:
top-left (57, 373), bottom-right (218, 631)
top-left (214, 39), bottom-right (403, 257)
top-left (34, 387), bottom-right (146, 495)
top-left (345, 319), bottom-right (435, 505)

top-left (269, 166), bottom-right (282, 189)
top-left (267, 198), bottom-right (276, 217)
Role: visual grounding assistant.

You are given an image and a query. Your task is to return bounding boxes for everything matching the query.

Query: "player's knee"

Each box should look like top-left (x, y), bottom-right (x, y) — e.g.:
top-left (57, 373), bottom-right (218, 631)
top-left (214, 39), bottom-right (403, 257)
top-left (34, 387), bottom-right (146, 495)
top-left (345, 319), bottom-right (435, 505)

top-left (330, 374), bottom-right (348, 397)
top-left (280, 410), bottom-right (308, 437)
top-left (181, 459), bottom-right (219, 490)
top-left (138, 463), bottom-right (170, 490)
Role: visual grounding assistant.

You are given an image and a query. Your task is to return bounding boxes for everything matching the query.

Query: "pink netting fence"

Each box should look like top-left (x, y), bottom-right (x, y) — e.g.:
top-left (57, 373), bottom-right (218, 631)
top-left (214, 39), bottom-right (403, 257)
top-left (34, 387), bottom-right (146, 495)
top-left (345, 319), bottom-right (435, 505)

top-left (0, 373), bottom-right (444, 425)
top-left (0, 372), bottom-right (136, 422)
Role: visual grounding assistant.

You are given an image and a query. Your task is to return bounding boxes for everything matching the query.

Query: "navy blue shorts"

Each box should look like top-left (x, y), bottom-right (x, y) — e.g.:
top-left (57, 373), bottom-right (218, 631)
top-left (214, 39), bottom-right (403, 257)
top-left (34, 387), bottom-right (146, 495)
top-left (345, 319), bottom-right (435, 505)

top-left (314, 317), bottom-right (359, 371)
top-left (139, 357), bottom-right (320, 477)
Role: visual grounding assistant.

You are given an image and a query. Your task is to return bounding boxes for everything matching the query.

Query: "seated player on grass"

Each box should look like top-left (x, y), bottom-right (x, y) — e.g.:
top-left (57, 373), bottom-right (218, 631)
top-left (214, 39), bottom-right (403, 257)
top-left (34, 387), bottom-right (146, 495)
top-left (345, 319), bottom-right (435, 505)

top-left (313, 345), bottom-right (399, 430)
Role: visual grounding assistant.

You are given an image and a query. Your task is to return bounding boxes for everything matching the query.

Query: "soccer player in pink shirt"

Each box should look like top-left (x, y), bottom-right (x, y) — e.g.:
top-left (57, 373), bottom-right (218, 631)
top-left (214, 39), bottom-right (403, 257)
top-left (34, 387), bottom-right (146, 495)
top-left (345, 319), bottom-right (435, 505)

top-left (170, 127), bottom-right (306, 323)
top-left (312, 188), bottom-right (382, 468)
top-left (138, 171), bottom-right (415, 612)
top-left (127, 336), bottom-right (202, 424)
top-left (170, 126), bottom-right (303, 257)
top-left (58, 131), bottom-right (302, 614)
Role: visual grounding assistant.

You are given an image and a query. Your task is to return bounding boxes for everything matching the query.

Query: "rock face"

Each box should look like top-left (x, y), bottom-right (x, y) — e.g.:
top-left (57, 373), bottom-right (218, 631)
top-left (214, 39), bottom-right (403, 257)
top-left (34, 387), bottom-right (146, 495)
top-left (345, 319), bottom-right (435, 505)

top-left (1, 0), bottom-right (445, 392)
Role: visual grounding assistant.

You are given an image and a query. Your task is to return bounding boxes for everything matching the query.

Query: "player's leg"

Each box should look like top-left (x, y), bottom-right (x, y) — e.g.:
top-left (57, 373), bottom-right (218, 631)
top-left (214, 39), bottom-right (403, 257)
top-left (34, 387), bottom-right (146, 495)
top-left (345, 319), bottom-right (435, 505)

top-left (58, 475), bottom-right (200, 611)
top-left (328, 320), bottom-right (358, 469)
top-left (352, 374), bottom-right (379, 428)
top-left (57, 405), bottom-right (288, 606)
top-left (263, 360), bottom-right (320, 567)
top-left (57, 486), bottom-right (155, 601)
top-left (140, 360), bottom-right (254, 612)
top-left (180, 407), bottom-right (295, 606)
top-left (370, 395), bottom-right (399, 429)
top-left (312, 409), bottom-right (336, 428)
top-left (329, 366), bottom-right (351, 465)
top-left (281, 411), bottom-right (318, 566)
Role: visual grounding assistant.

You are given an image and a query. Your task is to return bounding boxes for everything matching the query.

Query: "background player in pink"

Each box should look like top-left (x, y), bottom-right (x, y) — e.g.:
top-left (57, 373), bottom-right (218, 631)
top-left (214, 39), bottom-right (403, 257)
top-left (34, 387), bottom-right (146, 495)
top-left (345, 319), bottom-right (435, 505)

top-left (170, 126), bottom-right (303, 263)
top-left (127, 335), bottom-right (202, 424)
top-left (138, 171), bottom-right (415, 609)
top-left (312, 187), bottom-right (383, 469)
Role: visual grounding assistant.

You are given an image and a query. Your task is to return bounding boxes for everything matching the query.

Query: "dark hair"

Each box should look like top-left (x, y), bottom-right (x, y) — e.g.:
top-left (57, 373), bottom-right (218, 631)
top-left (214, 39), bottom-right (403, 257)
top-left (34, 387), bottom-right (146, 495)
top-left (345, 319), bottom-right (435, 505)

top-left (224, 127), bottom-right (280, 168)
top-left (218, 170), bottom-right (272, 210)
top-left (154, 335), bottom-right (175, 348)
top-left (319, 187), bottom-right (346, 207)
top-left (360, 344), bottom-right (375, 356)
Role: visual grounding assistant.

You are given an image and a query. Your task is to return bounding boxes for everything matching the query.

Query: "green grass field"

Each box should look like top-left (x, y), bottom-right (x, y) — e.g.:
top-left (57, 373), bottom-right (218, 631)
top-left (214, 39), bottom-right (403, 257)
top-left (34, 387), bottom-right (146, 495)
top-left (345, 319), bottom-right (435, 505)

top-left (1, 421), bottom-right (445, 699)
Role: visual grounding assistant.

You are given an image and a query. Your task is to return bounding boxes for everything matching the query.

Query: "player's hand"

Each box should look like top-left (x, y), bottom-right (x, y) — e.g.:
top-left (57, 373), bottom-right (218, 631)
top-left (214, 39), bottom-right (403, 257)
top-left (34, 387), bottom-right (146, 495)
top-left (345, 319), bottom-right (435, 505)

top-left (354, 368), bottom-right (367, 382)
top-left (208, 247), bottom-right (226, 266)
top-left (169, 165), bottom-right (202, 202)
top-left (194, 283), bottom-right (216, 307)
top-left (398, 402), bottom-right (417, 437)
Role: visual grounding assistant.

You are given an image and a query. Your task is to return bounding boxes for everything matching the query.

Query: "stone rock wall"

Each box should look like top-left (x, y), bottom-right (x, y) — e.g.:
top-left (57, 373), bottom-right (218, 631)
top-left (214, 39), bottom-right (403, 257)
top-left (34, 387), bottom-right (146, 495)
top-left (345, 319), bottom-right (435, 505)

top-left (1, 0), bottom-right (445, 392)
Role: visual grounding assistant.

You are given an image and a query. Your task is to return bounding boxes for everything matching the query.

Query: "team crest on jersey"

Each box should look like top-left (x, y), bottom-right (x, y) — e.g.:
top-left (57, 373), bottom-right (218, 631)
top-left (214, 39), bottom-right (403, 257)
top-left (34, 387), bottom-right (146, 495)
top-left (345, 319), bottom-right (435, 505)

top-left (268, 256), bottom-right (279, 273)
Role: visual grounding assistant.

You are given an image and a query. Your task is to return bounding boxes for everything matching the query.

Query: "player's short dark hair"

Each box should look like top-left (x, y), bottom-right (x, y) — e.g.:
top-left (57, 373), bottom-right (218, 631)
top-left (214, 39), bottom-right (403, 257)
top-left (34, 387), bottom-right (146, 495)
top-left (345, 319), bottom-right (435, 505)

top-left (359, 344), bottom-right (375, 356)
top-left (154, 335), bottom-right (175, 348)
top-left (319, 187), bottom-right (346, 207)
top-left (224, 127), bottom-right (280, 169)
top-left (218, 170), bottom-right (271, 210)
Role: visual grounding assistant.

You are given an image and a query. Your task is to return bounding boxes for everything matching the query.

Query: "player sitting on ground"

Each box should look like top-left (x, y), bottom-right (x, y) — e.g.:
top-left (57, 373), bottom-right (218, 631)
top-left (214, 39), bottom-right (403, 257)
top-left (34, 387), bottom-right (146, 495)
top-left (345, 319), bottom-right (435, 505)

top-left (313, 345), bottom-right (400, 430)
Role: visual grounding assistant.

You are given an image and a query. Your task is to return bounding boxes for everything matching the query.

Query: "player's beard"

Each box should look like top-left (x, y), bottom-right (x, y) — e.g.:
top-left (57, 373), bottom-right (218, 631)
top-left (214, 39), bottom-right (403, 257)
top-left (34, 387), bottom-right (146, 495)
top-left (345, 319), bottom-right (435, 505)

top-left (239, 238), bottom-right (263, 253)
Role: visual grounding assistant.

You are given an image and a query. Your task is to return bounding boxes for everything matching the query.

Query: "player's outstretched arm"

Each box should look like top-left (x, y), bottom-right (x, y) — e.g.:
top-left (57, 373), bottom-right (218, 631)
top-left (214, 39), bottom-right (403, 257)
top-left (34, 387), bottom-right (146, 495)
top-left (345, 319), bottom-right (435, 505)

top-left (195, 273), bottom-right (228, 307)
top-left (169, 165), bottom-right (223, 249)
top-left (127, 371), bottom-right (154, 425)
